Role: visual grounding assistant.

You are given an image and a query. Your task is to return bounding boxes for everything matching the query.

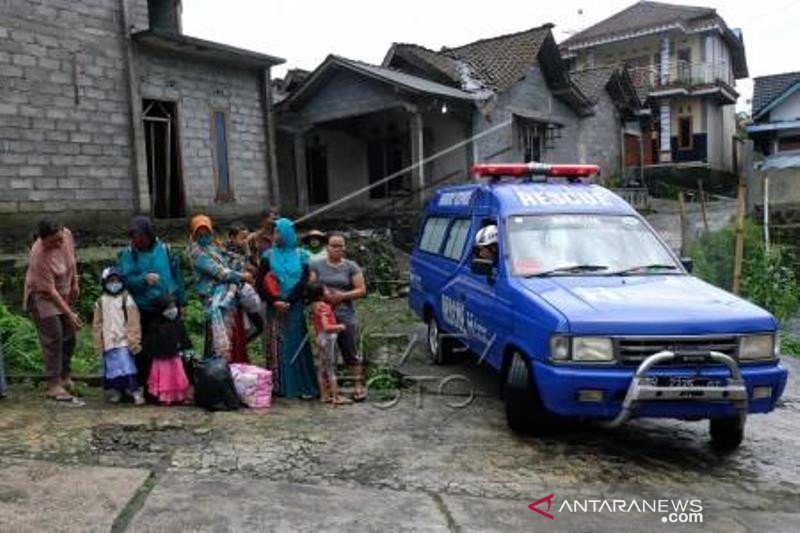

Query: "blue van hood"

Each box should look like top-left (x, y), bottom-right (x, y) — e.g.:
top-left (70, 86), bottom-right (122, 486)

top-left (519, 275), bottom-right (776, 335)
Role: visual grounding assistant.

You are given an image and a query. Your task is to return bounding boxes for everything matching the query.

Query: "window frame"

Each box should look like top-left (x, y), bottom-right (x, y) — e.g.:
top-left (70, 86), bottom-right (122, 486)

top-left (441, 218), bottom-right (472, 262)
top-left (210, 108), bottom-right (234, 202)
top-left (417, 216), bottom-right (451, 256)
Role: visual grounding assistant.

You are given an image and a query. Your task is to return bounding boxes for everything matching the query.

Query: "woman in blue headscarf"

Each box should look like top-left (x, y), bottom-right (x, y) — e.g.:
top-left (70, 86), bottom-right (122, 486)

top-left (258, 218), bottom-right (319, 399)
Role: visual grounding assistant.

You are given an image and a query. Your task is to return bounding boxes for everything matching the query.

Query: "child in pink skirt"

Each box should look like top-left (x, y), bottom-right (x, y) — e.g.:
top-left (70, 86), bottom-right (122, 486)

top-left (145, 295), bottom-right (192, 405)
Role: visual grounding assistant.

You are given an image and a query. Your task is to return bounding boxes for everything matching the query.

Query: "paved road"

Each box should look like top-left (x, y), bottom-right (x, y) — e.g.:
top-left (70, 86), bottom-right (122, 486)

top-left (646, 197), bottom-right (739, 252)
top-left (0, 336), bottom-right (797, 532)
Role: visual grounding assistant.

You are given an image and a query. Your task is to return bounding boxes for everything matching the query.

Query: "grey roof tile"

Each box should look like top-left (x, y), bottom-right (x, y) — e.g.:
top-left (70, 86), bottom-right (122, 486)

top-left (389, 25), bottom-right (552, 94)
top-left (570, 66), bottom-right (617, 102)
top-left (752, 72), bottom-right (800, 117)
top-left (561, 1), bottom-right (715, 48)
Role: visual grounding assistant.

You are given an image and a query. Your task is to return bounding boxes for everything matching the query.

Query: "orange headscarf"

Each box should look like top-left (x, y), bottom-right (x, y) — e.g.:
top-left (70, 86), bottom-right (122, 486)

top-left (189, 214), bottom-right (213, 239)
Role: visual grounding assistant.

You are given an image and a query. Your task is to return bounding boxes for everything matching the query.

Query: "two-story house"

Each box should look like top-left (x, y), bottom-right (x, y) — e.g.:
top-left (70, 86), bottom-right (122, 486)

top-left (560, 1), bottom-right (748, 179)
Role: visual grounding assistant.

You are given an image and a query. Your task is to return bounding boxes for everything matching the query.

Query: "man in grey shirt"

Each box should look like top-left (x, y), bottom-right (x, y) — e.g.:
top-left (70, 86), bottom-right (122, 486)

top-left (309, 233), bottom-right (367, 401)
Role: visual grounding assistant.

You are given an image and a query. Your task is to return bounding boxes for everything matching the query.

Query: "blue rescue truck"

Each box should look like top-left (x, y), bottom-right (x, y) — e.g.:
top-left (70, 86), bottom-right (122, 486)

top-left (408, 162), bottom-right (788, 451)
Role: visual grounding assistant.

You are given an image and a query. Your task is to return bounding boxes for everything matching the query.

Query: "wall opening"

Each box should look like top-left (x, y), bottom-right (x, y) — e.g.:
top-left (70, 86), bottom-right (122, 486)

top-left (306, 137), bottom-right (329, 205)
top-left (143, 99), bottom-right (185, 219)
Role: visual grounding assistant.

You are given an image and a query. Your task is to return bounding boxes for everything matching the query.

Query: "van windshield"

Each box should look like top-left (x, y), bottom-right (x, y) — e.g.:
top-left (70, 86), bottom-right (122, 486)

top-left (506, 214), bottom-right (680, 277)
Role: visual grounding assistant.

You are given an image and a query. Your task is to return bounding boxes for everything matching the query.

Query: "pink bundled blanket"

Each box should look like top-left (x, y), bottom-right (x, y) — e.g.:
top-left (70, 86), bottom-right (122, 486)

top-left (229, 363), bottom-right (273, 409)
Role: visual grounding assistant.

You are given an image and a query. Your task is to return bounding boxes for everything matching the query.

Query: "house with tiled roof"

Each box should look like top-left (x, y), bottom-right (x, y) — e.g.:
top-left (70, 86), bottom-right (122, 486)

top-left (561, 1), bottom-right (747, 176)
top-left (275, 25), bottom-right (641, 216)
top-left (745, 72), bottom-right (800, 218)
top-left (747, 72), bottom-right (800, 156)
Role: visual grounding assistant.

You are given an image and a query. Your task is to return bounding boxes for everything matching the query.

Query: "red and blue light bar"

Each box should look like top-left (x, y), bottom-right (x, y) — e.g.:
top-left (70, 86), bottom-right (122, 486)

top-left (472, 162), bottom-right (600, 179)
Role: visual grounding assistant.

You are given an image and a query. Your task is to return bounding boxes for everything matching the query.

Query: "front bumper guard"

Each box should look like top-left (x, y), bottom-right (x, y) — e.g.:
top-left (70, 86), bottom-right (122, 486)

top-left (601, 350), bottom-right (748, 428)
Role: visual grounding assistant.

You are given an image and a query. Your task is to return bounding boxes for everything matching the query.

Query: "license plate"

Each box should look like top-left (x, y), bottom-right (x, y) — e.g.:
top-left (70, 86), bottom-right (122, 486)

top-left (655, 376), bottom-right (725, 388)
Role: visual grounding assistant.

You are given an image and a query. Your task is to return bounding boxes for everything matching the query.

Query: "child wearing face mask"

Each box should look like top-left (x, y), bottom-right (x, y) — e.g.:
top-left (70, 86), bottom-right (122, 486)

top-left (92, 267), bottom-right (145, 405)
top-left (144, 294), bottom-right (192, 405)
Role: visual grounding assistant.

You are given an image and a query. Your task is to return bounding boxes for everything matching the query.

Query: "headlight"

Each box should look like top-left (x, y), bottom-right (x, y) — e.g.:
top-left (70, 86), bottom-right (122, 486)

top-left (572, 337), bottom-right (614, 362)
top-left (739, 334), bottom-right (776, 361)
top-left (550, 335), bottom-right (570, 361)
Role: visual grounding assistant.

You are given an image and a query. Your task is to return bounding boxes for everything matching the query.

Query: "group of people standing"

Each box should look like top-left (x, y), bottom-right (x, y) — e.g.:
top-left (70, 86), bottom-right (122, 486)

top-left (18, 208), bottom-right (367, 407)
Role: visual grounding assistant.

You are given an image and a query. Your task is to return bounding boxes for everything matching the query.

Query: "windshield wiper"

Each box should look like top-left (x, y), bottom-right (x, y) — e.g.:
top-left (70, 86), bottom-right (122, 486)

top-left (527, 264), bottom-right (610, 277)
top-left (607, 264), bottom-right (679, 276)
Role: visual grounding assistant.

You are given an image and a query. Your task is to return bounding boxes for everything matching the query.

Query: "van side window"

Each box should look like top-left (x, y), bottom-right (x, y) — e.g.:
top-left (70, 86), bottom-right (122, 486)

top-left (442, 219), bottom-right (471, 261)
top-left (419, 217), bottom-right (450, 254)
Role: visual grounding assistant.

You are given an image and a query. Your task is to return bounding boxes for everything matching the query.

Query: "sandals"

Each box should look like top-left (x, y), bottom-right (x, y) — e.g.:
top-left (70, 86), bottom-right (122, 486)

top-left (47, 394), bottom-right (85, 406)
top-left (351, 388), bottom-right (367, 403)
top-left (332, 396), bottom-right (353, 406)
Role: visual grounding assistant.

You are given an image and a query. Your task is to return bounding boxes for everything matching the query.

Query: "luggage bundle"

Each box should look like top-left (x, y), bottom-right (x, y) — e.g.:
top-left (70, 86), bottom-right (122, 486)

top-left (230, 363), bottom-right (273, 409)
top-left (193, 355), bottom-right (240, 411)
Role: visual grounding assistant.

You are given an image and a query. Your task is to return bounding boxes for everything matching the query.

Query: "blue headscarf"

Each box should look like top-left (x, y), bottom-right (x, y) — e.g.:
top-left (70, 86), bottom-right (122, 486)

top-left (268, 218), bottom-right (306, 296)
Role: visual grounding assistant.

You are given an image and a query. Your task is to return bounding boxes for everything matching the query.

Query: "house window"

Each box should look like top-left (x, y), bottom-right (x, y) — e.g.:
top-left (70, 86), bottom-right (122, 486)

top-left (517, 120), bottom-right (542, 162)
top-left (212, 110), bottom-right (232, 201)
top-left (678, 116), bottom-right (693, 150)
top-left (677, 49), bottom-right (691, 82)
top-left (778, 135), bottom-right (800, 152)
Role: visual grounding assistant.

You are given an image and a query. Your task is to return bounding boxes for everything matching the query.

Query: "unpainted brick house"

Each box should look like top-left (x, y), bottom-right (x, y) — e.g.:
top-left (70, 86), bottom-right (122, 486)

top-left (0, 0), bottom-right (283, 229)
top-left (275, 25), bottom-right (641, 218)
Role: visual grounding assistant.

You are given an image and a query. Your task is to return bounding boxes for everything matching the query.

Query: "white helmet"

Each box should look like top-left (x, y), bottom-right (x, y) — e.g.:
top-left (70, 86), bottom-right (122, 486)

top-left (475, 225), bottom-right (498, 247)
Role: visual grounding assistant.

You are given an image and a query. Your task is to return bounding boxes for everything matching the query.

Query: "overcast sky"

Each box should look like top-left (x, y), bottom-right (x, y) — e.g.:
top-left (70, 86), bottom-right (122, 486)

top-left (182, 0), bottom-right (800, 114)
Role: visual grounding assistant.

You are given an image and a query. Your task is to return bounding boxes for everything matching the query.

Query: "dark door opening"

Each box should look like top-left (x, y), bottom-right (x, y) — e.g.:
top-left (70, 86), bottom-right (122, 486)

top-left (367, 136), bottom-right (408, 199)
top-left (306, 140), bottom-right (329, 205)
top-left (143, 99), bottom-right (185, 219)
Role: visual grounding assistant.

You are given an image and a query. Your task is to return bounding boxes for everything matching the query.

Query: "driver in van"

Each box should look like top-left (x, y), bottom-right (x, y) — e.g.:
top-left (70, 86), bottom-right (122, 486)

top-left (474, 225), bottom-right (499, 263)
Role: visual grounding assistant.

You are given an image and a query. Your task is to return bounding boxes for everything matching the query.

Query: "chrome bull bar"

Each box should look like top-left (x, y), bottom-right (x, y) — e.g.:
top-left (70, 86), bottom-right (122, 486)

top-left (601, 350), bottom-right (748, 428)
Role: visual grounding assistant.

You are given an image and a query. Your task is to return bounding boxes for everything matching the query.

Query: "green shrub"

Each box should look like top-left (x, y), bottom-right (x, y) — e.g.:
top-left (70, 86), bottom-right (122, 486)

top-left (0, 299), bottom-right (99, 375)
top-left (687, 219), bottom-right (800, 321)
top-left (781, 336), bottom-right (800, 359)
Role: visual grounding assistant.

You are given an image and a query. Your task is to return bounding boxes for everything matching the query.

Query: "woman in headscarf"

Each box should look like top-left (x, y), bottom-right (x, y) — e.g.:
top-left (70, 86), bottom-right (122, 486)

top-left (118, 216), bottom-right (187, 393)
top-left (258, 218), bottom-right (319, 399)
top-left (189, 215), bottom-right (253, 362)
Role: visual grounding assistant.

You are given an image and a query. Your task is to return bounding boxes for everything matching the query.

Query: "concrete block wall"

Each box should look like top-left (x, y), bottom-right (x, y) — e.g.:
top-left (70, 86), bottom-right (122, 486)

top-left (0, 0), bottom-right (135, 220)
top-left (472, 66), bottom-right (580, 165)
top-left (472, 66), bottom-right (622, 178)
top-left (136, 50), bottom-right (270, 216)
top-left (578, 91), bottom-right (622, 179)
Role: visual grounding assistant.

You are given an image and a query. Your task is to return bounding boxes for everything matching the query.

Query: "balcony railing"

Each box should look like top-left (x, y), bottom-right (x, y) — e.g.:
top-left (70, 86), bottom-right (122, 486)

top-left (626, 60), bottom-right (733, 93)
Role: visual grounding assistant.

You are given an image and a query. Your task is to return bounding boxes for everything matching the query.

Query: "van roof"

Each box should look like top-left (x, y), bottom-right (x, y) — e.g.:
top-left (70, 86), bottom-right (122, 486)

top-left (427, 182), bottom-right (637, 216)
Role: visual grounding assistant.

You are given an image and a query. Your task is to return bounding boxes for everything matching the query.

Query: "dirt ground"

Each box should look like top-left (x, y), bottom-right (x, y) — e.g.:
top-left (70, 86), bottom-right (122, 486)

top-left (1, 298), bottom-right (798, 532)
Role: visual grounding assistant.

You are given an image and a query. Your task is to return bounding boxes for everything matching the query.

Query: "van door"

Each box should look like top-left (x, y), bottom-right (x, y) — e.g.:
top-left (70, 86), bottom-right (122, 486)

top-left (449, 216), bottom-right (513, 369)
top-left (436, 218), bottom-right (473, 348)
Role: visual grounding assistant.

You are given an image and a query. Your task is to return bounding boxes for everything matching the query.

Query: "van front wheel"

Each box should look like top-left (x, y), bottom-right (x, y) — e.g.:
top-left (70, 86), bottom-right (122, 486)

top-left (709, 416), bottom-right (745, 452)
top-left (505, 352), bottom-right (552, 435)
top-left (426, 315), bottom-right (453, 365)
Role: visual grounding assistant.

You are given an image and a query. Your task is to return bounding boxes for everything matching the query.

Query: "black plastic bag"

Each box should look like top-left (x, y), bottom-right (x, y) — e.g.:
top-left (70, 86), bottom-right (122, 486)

top-left (194, 355), bottom-right (240, 411)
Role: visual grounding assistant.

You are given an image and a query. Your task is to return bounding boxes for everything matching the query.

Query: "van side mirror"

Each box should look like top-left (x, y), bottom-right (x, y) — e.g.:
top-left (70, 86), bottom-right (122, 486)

top-left (471, 257), bottom-right (495, 277)
top-left (681, 257), bottom-right (694, 273)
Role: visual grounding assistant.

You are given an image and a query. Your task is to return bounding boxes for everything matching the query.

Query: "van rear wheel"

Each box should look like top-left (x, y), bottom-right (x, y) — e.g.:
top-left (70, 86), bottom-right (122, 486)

top-left (505, 352), bottom-right (552, 435)
top-left (709, 416), bottom-right (745, 452)
top-left (426, 315), bottom-right (453, 365)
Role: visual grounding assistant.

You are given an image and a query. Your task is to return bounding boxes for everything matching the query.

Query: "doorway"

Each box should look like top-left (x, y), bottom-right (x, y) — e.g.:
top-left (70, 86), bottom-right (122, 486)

top-left (143, 99), bottom-right (185, 219)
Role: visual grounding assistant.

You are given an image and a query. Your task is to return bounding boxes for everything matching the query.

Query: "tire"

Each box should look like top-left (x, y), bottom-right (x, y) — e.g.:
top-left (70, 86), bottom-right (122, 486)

top-left (426, 314), bottom-right (454, 365)
top-left (709, 416), bottom-right (745, 452)
top-left (504, 352), bottom-right (552, 435)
